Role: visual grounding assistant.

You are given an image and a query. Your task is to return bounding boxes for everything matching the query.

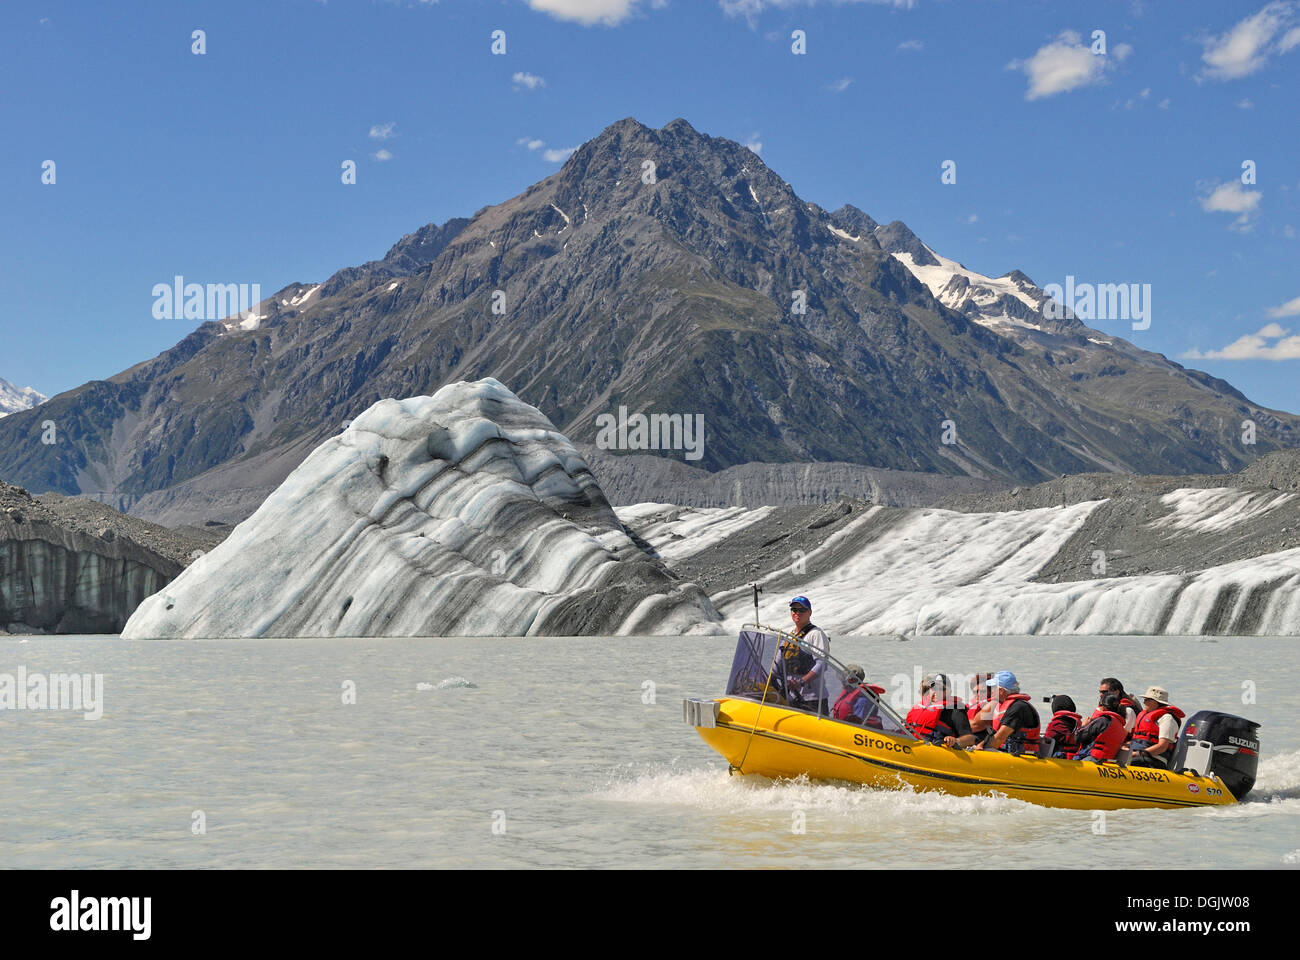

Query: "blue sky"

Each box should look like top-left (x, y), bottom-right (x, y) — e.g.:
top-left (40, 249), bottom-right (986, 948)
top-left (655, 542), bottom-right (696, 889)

top-left (2, 0), bottom-right (1298, 414)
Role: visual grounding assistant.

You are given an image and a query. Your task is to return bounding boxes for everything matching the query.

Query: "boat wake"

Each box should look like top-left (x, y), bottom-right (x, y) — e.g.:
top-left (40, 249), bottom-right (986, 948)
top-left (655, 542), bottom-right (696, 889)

top-left (594, 762), bottom-right (1057, 820)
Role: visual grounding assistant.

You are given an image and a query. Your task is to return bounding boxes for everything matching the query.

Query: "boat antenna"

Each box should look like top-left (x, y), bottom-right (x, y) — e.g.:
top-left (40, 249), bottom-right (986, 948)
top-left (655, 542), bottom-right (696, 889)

top-left (750, 582), bottom-right (762, 628)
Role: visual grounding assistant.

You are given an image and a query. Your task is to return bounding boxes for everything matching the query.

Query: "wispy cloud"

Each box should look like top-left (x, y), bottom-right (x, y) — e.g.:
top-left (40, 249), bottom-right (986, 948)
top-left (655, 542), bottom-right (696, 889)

top-left (1181, 323), bottom-right (1300, 360)
top-left (517, 137), bottom-right (545, 151)
top-left (1199, 180), bottom-right (1263, 231)
top-left (1008, 30), bottom-right (1122, 100)
top-left (371, 149), bottom-right (393, 162)
top-left (743, 132), bottom-right (762, 154)
top-left (897, 39), bottom-right (923, 52)
top-left (512, 71), bottom-right (546, 90)
top-left (828, 76), bottom-right (853, 93)
top-left (369, 122), bottom-right (396, 140)
top-left (1198, 1), bottom-right (1299, 80)
top-left (543, 146), bottom-right (577, 163)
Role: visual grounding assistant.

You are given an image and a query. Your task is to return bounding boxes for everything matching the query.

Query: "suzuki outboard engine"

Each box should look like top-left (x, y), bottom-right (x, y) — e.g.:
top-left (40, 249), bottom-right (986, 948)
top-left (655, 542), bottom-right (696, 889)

top-left (1170, 711), bottom-right (1261, 801)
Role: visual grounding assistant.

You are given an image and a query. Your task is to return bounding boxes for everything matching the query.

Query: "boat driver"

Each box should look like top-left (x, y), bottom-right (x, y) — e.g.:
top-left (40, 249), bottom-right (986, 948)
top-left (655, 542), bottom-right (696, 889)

top-left (784, 596), bottom-right (829, 712)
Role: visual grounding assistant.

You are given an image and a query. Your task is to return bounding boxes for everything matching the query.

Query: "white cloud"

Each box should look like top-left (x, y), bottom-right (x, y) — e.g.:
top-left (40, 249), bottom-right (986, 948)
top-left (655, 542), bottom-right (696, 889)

top-left (721, 0), bottom-right (915, 24)
top-left (1113, 42), bottom-right (1133, 61)
top-left (1181, 323), bottom-right (1300, 360)
top-left (1237, 97), bottom-right (1255, 108)
top-left (965, 213), bottom-right (979, 224)
top-left (517, 137), bottom-right (545, 151)
top-left (371, 149), bottom-right (393, 162)
top-left (1267, 295), bottom-right (1300, 317)
top-left (526, 0), bottom-right (643, 26)
top-left (1009, 30), bottom-right (1119, 100)
top-left (543, 146), bottom-right (577, 162)
top-left (743, 133), bottom-right (762, 154)
top-left (1199, 180), bottom-right (1263, 231)
top-left (897, 39), bottom-right (923, 52)
top-left (369, 122), bottom-right (396, 140)
top-left (1199, 1), bottom-right (1300, 80)
top-left (512, 71), bottom-right (546, 89)
top-left (1157, 97), bottom-right (1171, 108)
top-left (828, 76), bottom-right (853, 93)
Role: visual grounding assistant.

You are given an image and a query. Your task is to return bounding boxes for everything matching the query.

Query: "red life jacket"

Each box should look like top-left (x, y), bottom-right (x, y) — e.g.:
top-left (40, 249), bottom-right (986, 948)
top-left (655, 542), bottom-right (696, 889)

top-left (1131, 705), bottom-right (1185, 751)
top-left (1045, 710), bottom-right (1082, 758)
top-left (967, 696), bottom-right (992, 726)
top-left (833, 683), bottom-right (885, 722)
top-left (906, 698), bottom-right (959, 743)
top-left (1091, 698), bottom-right (1139, 743)
top-left (990, 693), bottom-right (1040, 756)
top-left (1083, 710), bottom-right (1126, 761)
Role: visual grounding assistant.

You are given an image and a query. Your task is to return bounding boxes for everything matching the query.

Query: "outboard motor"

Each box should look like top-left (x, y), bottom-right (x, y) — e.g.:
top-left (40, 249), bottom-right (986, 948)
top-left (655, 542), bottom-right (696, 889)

top-left (1170, 710), bottom-right (1261, 801)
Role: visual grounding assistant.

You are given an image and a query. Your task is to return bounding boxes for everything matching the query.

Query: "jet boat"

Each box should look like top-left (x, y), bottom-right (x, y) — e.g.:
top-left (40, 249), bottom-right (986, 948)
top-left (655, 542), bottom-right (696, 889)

top-left (683, 628), bottom-right (1261, 811)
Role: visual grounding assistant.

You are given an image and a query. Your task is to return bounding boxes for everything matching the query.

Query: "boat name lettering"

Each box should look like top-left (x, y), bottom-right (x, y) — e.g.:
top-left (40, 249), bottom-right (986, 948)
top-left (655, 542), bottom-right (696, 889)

top-left (1096, 765), bottom-right (1127, 780)
top-left (852, 733), bottom-right (913, 754)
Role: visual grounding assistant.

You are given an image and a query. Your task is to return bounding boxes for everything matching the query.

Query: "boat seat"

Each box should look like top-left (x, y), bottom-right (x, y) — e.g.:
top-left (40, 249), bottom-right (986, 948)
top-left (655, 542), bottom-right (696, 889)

top-left (1037, 736), bottom-right (1056, 759)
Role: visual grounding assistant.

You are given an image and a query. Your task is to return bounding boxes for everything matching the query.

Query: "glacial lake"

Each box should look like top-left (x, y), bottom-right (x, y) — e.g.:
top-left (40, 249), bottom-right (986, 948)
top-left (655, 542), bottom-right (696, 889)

top-left (1, 633), bottom-right (1296, 869)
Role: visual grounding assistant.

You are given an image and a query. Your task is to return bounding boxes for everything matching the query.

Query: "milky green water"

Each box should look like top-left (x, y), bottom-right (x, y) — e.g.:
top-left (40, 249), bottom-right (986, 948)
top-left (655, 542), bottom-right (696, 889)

top-left (1, 634), bottom-right (1296, 868)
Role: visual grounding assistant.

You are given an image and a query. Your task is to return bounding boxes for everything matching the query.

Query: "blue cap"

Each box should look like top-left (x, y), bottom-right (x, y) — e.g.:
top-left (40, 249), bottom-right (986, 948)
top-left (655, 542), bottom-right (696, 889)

top-left (789, 596), bottom-right (811, 610)
top-left (986, 670), bottom-right (1018, 690)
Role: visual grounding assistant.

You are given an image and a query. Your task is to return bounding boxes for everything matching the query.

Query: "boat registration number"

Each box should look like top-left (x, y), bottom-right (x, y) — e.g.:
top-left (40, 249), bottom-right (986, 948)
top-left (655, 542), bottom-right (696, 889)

top-left (1097, 766), bottom-right (1168, 783)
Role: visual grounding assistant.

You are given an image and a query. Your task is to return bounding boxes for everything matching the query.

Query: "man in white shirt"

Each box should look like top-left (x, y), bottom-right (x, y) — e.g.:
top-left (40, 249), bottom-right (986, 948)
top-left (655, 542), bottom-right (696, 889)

top-left (784, 596), bottom-right (829, 712)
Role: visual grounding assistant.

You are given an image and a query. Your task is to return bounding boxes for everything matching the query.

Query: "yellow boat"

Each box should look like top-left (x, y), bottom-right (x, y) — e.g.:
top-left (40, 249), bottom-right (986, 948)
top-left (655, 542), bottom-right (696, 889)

top-left (684, 628), bottom-right (1261, 811)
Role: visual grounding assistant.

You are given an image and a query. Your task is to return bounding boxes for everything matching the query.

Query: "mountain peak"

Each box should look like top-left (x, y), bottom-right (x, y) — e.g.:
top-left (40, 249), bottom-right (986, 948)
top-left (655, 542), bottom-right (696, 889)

top-left (873, 220), bottom-right (940, 266)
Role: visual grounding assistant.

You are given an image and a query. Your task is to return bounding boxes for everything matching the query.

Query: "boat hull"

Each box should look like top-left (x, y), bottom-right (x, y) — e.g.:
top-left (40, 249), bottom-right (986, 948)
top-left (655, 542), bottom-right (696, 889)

top-left (697, 697), bottom-right (1236, 811)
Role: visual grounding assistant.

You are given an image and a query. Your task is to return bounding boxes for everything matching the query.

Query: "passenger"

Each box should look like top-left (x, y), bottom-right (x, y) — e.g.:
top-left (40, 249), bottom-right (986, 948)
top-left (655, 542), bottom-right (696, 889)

top-left (966, 672), bottom-right (995, 746)
top-left (832, 664), bottom-right (885, 726)
top-left (1074, 693), bottom-right (1127, 763)
top-left (976, 671), bottom-right (1041, 757)
top-left (783, 596), bottom-right (829, 712)
top-left (905, 673), bottom-right (975, 747)
top-left (1092, 677), bottom-right (1139, 736)
top-left (1129, 686), bottom-right (1185, 769)
top-left (1042, 694), bottom-right (1083, 759)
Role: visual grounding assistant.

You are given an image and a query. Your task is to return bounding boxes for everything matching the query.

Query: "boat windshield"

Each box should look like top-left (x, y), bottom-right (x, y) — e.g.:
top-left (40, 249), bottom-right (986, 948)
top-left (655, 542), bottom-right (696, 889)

top-left (724, 627), bottom-right (910, 736)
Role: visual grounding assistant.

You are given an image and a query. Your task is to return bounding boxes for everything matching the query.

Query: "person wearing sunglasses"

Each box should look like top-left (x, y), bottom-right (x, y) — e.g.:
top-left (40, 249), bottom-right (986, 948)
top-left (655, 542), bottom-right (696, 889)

top-left (783, 596), bottom-right (829, 713)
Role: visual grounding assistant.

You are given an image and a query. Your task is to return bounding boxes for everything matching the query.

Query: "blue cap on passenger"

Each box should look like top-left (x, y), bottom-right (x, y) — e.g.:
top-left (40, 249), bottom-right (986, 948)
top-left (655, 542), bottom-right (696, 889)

top-left (986, 670), bottom-right (1018, 690)
top-left (789, 596), bottom-right (811, 611)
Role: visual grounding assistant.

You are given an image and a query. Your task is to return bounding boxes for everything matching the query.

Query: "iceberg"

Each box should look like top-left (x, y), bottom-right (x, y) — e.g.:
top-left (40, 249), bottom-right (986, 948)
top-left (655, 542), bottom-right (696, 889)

top-left (121, 379), bottom-right (722, 638)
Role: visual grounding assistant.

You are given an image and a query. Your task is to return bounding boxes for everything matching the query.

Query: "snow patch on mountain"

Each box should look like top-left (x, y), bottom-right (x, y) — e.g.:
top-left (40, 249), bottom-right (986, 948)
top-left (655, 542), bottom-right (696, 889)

top-left (892, 247), bottom-right (1045, 330)
top-left (0, 379), bottom-right (47, 418)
